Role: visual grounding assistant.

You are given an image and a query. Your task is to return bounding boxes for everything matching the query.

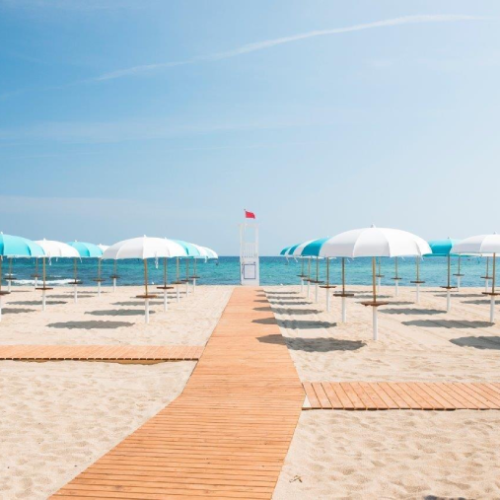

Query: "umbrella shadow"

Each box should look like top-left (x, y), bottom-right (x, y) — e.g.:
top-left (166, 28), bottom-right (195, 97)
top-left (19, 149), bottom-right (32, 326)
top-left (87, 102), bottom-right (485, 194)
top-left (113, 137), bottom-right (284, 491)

top-left (272, 308), bottom-right (321, 315)
top-left (258, 334), bottom-right (365, 352)
top-left (266, 291), bottom-right (297, 295)
top-left (403, 319), bottom-right (493, 329)
top-left (113, 301), bottom-right (164, 306)
top-left (2, 307), bottom-right (37, 314)
top-left (86, 309), bottom-right (155, 317)
top-left (434, 293), bottom-right (480, 299)
top-left (462, 299), bottom-right (492, 305)
top-left (253, 306), bottom-right (273, 312)
top-left (450, 336), bottom-right (500, 350)
top-left (355, 294), bottom-right (392, 300)
top-left (381, 308), bottom-right (443, 316)
top-left (254, 317), bottom-right (337, 329)
top-left (6, 300), bottom-right (67, 306)
top-left (268, 301), bottom-right (312, 306)
top-left (48, 320), bottom-right (134, 329)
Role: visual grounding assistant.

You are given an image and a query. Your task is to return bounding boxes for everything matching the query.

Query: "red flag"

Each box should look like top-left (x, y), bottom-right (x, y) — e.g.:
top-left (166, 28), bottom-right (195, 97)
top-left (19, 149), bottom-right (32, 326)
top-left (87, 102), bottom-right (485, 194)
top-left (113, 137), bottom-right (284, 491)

top-left (244, 209), bottom-right (256, 219)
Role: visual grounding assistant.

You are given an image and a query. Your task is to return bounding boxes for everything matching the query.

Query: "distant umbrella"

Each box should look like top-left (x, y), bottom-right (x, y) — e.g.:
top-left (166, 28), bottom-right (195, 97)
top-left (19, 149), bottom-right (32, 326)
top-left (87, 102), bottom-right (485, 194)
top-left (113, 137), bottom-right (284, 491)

top-left (67, 241), bottom-right (103, 303)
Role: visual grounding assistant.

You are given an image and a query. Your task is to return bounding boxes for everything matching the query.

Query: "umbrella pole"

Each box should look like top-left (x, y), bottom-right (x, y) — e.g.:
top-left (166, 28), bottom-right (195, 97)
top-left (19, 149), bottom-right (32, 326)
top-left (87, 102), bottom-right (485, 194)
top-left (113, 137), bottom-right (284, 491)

top-left (314, 258), bottom-right (319, 303)
top-left (97, 259), bottom-right (102, 297)
top-left (395, 257), bottom-right (399, 297)
top-left (377, 258), bottom-right (381, 292)
top-left (415, 257), bottom-right (420, 304)
top-left (193, 259), bottom-right (197, 293)
top-left (185, 259), bottom-right (189, 295)
top-left (7, 258), bottom-right (12, 292)
top-left (457, 256), bottom-right (461, 291)
top-left (372, 257), bottom-right (378, 341)
top-left (485, 257), bottom-right (490, 292)
top-left (326, 258), bottom-right (330, 312)
top-left (113, 260), bottom-right (117, 292)
top-left (307, 258), bottom-right (311, 298)
top-left (144, 259), bottom-right (150, 324)
top-left (163, 257), bottom-right (168, 312)
top-left (300, 259), bottom-right (304, 294)
top-left (74, 258), bottom-right (78, 304)
top-left (42, 258), bottom-right (47, 311)
top-left (34, 258), bottom-right (38, 289)
top-left (176, 257), bottom-right (180, 302)
top-left (490, 253), bottom-right (496, 323)
top-left (341, 258), bottom-right (347, 322)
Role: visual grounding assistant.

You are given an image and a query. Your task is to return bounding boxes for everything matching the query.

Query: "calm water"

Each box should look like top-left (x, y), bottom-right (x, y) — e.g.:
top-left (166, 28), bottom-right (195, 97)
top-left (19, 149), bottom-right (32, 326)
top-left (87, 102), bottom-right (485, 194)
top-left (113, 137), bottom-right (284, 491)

top-left (0, 256), bottom-right (493, 288)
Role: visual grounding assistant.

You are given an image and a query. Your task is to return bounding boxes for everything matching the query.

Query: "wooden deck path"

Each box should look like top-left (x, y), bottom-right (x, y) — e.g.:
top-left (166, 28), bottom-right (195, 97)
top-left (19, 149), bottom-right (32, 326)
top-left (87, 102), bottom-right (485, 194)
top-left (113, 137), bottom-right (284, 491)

top-left (52, 287), bottom-right (305, 499)
top-left (0, 345), bottom-right (203, 362)
top-left (303, 382), bottom-right (500, 410)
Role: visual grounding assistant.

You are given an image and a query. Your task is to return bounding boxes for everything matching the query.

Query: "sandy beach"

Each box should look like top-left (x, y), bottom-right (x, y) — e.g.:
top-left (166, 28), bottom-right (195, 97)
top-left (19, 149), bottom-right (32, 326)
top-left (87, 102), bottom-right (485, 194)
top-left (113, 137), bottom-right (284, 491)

top-left (0, 284), bottom-right (232, 499)
top-left (268, 284), bottom-right (500, 499)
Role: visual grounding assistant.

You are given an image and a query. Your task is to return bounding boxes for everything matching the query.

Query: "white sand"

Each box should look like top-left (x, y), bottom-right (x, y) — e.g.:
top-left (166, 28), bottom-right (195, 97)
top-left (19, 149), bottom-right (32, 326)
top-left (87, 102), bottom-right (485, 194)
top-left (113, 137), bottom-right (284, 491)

top-left (268, 285), bottom-right (500, 498)
top-left (274, 411), bottom-right (500, 499)
top-left (0, 284), bottom-right (232, 499)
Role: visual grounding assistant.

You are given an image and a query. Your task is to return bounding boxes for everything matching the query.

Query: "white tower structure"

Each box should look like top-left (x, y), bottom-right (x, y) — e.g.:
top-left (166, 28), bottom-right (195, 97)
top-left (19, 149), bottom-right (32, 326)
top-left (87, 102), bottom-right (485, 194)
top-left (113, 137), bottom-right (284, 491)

top-left (239, 221), bottom-right (259, 286)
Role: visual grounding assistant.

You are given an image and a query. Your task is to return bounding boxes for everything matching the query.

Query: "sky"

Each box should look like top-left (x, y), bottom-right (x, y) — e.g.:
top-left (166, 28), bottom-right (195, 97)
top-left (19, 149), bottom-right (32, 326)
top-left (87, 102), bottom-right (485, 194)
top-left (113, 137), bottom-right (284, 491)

top-left (1, 0), bottom-right (499, 255)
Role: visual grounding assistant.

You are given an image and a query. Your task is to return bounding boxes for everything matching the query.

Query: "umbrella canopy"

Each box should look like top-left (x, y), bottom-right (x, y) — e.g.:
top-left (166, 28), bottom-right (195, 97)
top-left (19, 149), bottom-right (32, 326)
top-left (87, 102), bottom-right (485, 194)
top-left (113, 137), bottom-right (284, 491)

top-left (102, 237), bottom-right (186, 260)
top-left (174, 240), bottom-right (203, 257)
top-left (280, 245), bottom-right (291, 256)
top-left (452, 234), bottom-right (500, 255)
top-left (203, 247), bottom-right (218, 259)
top-left (318, 227), bottom-right (431, 258)
top-left (36, 239), bottom-right (80, 258)
top-left (297, 238), bottom-right (330, 257)
top-left (428, 239), bottom-right (461, 257)
top-left (0, 233), bottom-right (44, 257)
top-left (67, 241), bottom-right (103, 258)
top-left (97, 244), bottom-right (109, 253)
top-left (193, 245), bottom-right (218, 259)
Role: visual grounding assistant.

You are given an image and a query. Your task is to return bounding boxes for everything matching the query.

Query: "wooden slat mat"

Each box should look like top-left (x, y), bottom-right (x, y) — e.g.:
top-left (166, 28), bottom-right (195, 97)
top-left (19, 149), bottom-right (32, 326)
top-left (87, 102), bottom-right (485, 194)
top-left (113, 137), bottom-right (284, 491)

top-left (52, 288), bottom-right (304, 499)
top-left (0, 345), bottom-right (203, 362)
top-left (303, 382), bottom-right (500, 410)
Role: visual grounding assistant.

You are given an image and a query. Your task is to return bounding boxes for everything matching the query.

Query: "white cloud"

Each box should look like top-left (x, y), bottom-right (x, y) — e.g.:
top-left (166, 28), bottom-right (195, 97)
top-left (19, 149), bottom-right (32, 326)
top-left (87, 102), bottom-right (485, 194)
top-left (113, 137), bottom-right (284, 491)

top-left (93, 15), bottom-right (491, 81)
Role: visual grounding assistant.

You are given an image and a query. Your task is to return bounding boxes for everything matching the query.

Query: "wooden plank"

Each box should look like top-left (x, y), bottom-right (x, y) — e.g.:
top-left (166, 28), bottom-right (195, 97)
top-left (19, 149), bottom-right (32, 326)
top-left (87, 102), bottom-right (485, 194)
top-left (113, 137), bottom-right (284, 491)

top-left (52, 288), bottom-right (304, 500)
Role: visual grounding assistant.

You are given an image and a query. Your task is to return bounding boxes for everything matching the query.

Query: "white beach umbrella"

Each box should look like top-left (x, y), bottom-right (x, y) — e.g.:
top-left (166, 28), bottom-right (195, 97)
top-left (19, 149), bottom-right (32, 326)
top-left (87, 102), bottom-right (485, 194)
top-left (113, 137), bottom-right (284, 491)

top-left (155, 239), bottom-right (186, 310)
top-left (452, 234), bottom-right (500, 323)
top-left (102, 236), bottom-right (186, 322)
top-left (291, 239), bottom-right (317, 299)
top-left (319, 227), bottom-right (431, 340)
top-left (35, 239), bottom-right (79, 311)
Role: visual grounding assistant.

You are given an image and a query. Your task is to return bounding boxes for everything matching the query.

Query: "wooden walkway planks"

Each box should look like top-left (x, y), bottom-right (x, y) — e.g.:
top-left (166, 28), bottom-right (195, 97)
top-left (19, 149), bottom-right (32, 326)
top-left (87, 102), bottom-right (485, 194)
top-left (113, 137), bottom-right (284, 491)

top-left (303, 382), bottom-right (500, 410)
top-left (0, 345), bottom-right (204, 362)
top-left (52, 287), bottom-right (305, 499)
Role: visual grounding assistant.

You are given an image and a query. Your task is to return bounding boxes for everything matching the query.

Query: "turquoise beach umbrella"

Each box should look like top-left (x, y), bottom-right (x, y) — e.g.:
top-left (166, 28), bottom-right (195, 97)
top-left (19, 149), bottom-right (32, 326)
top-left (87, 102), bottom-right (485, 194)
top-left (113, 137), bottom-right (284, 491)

top-left (0, 233), bottom-right (44, 257)
top-left (67, 241), bottom-right (103, 258)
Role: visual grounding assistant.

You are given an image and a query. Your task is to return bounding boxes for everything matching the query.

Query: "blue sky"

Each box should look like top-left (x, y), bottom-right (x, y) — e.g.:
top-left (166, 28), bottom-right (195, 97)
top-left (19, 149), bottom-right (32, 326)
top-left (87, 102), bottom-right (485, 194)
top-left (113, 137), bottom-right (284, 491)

top-left (1, 0), bottom-right (499, 254)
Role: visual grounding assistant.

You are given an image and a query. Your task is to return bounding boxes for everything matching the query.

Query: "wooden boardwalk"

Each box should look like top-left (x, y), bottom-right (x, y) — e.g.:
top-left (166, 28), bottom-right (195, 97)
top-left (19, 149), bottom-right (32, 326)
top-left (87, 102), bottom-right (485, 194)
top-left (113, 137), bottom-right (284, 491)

top-left (303, 382), bottom-right (500, 410)
top-left (52, 287), bottom-right (304, 499)
top-left (0, 345), bottom-right (203, 362)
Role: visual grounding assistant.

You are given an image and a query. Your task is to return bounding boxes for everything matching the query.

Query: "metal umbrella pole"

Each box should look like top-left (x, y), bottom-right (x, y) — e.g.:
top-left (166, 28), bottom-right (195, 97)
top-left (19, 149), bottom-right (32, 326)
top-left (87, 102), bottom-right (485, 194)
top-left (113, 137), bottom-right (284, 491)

top-left (298, 258), bottom-right (306, 294)
top-left (376, 257), bottom-right (384, 293)
top-left (172, 257), bottom-right (182, 302)
top-left (36, 258), bottom-right (52, 311)
top-left (185, 258), bottom-right (190, 295)
top-left (306, 257), bottom-right (312, 298)
top-left (391, 257), bottom-right (402, 296)
top-left (6, 258), bottom-right (13, 292)
top-left (483, 253), bottom-right (498, 323)
top-left (481, 257), bottom-right (492, 293)
top-left (70, 257), bottom-right (80, 304)
top-left (334, 258), bottom-right (354, 323)
top-left (156, 257), bottom-right (173, 312)
top-left (313, 257), bottom-right (323, 303)
top-left (453, 256), bottom-right (464, 291)
top-left (361, 257), bottom-right (388, 341)
top-left (0, 257), bottom-right (11, 322)
top-left (93, 258), bottom-right (105, 297)
top-left (190, 258), bottom-right (200, 293)
top-left (110, 260), bottom-right (120, 292)
top-left (411, 257), bottom-right (425, 304)
top-left (441, 254), bottom-right (456, 312)
top-left (136, 259), bottom-right (157, 324)
top-left (32, 258), bottom-right (40, 290)
top-left (320, 257), bottom-right (336, 312)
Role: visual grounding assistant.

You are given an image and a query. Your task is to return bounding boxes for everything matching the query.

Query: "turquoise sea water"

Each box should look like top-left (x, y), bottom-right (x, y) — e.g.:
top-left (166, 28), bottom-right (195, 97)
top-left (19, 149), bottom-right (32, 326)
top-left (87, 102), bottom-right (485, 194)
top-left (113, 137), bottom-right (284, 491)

top-left (0, 256), bottom-right (494, 288)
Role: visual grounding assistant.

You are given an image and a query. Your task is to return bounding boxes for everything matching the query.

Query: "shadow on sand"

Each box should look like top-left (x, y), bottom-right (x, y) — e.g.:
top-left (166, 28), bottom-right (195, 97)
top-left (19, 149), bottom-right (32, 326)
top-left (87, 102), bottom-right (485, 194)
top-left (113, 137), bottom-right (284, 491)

top-left (272, 308), bottom-right (321, 315)
top-left (381, 308), bottom-right (443, 316)
top-left (403, 319), bottom-right (493, 329)
top-left (258, 334), bottom-right (365, 352)
top-left (253, 317), bottom-right (337, 329)
top-left (450, 336), bottom-right (500, 350)
top-left (6, 300), bottom-right (67, 306)
top-left (86, 309), bottom-right (154, 317)
top-left (48, 320), bottom-right (133, 329)
top-left (2, 307), bottom-right (36, 314)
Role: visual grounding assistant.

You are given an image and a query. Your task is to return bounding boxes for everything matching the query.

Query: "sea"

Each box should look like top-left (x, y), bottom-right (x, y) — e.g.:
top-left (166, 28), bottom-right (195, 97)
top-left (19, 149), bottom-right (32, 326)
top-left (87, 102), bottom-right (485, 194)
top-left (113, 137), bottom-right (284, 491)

top-left (0, 256), bottom-right (493, 288)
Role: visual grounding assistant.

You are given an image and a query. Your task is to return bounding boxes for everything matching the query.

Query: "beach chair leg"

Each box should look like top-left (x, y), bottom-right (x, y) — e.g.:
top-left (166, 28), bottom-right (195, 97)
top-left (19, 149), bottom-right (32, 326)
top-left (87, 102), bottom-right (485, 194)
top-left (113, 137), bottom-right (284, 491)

top-left (74, 284), bottom-right (78, 304)
top-left (314, 283), bottom-right (318, 303)
top-left (163, 290), bottom-right (168, 312)
top-left (415, 284), bottom-right (420, 304)
top-left (145, 299), bottom-right (150, 324)
top-left (490, 297), bottom-right (496, 323)
top-left (456, 276), bottom-right (461, 291)
top-left (446, 290), bottom-right (451, 312)
top-left (341, 297), bottom-right (347, 323)
top-left (395, 281), bottom-right (399, 297)
top-left (113, 278), bottom-right (116, 292)
top-left (42, 291), bottom-right (46, 311)
top-left (300, 279), bottom-right (304, 294)
top-left (373, 307), bottom-right (378, 341)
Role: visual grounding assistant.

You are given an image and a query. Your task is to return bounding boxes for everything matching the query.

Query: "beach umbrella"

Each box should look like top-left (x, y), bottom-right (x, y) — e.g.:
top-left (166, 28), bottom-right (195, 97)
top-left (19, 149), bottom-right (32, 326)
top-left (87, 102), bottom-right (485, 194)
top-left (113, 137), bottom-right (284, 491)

top-left (428, 239), bottom-right (461, 312)
top-left (174, 240), bottom-right (203, 295)
top-left (155, 239), bottom-right (185, 311)
top-left (318, 226), bottom-right (431, 340)
top-left (92, 244), bottom-right (109, 296)
top-left (102, 236), bottom-right (186, 323)
top-left (35, 239), bottom-right (79, 311)
top-left (290, 239), bottom-right (318, 299)
top-left (67, 241), bottom-right (103, 303)
top-left (452, 234), bottom-right (500, 323)
top-left (189, 245), bottom-right (218, 292)
top-left (0, 233), bottom-right (45, 321)
top-left (281, 243), bottom-right (307, 293)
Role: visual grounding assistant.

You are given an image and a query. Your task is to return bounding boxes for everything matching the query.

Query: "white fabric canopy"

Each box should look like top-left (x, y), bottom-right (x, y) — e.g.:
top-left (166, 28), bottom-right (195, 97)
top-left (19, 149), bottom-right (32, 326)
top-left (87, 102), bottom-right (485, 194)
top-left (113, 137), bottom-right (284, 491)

top-left (452, 234), bottom-right (500, 255)
top-left (36, 239), bottom-right (80, 258)
top-left (102, 236), bottom-right (186, 260)
top-left (318, 227), bottom-right (431, 258)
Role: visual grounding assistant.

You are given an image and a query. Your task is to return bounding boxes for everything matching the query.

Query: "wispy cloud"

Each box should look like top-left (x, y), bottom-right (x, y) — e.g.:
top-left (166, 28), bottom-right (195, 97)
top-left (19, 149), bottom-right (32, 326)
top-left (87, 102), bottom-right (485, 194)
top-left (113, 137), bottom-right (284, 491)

top-left (93, 15), bottom-right (491, 81)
